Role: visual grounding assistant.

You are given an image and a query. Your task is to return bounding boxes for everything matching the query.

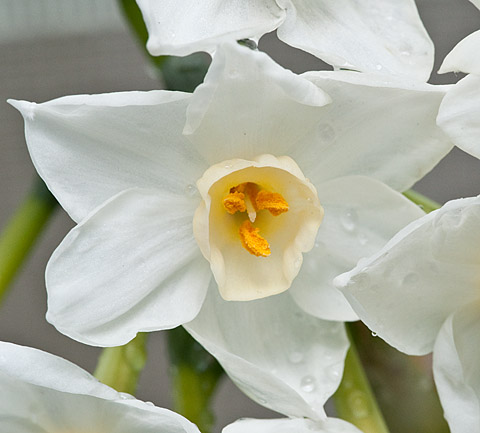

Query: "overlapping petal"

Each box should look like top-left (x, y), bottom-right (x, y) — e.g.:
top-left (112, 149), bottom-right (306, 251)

top-left (223, 417), bottom-right (362, 433)
top-left (432, 304), bottom-right (480, 433)
top-left (277, 0), bottom-right (433, 81)
top-left (8, 91), bottom-right (207, 223)
top-left (437, 75), bottom-right (480, 159)
top-left (438, 30), bottom-right (480, 75)
top-left (185, 285), bottom-right (349, 419)
top-left (137, 0), bottom-right (433, 80)
top-left (433, 303), bottom-right (480, 433)
top-left (46, 189), bottom-right (211, 346)
top-left (0, 342), bottom-right (201, 433)
top-left (184, 42), bottom-right (331, 164)
top-left (289, 175), bottom-right (425, 322)
top-left (299, 71), bottom-right (452, 191)
top-left (137, 0), bottom-right (284, 56)
top-left (337, 196), bottom-right (480, 355)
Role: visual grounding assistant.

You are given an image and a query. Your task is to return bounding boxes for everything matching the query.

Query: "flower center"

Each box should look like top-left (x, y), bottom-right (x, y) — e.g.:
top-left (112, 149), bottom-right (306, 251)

top-left (222, 182), bottom-right (289, 257)
top-left (193, 154), bottom-right (323, 301)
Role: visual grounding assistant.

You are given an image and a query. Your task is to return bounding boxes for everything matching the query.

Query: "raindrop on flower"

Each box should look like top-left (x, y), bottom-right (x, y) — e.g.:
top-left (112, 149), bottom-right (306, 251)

top-left (371, 331), bottom-right (378, 337)
top-left (184, 184), bottom-right (198, 197)
top-left (300, 375), bottom-right (316, 392)
top-left (341, 209), bottom-right (358, 232)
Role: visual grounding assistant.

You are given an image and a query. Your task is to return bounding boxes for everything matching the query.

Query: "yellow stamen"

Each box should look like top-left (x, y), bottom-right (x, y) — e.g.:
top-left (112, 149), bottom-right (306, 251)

top-left (239, 220), bottom-right (271, 257)
top-left (223, 191), bottom-right (246, 214)
top-left (256, 190), bottom-right (289, 216)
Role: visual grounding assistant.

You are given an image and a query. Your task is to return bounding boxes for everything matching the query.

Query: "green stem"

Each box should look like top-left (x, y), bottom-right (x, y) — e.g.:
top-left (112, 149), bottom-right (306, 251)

top-left (167, 327), bottom-right (224, 433)
top-left (333, 327), bottom-right (390, 433)
top-left (0, 178), bottom-right (57, 302)
top-left (403, 189), bottom-right (441, 213)
top-left (94, 333), bottom-right (148, 395)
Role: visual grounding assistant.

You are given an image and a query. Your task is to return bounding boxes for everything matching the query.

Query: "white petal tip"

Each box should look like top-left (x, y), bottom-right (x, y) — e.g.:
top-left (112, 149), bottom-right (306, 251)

top-left (7, 99), bottom-right (37, 120)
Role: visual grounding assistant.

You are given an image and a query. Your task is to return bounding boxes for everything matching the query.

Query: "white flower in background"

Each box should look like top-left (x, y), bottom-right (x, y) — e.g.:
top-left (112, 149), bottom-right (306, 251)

top-left (0, 342), bottom-right (200, 433)
top-left (436, 0), bottom-right (480, 159)
top-left (10, 42), bottom-right (451, 416)
top-left (136, 0), bottom-right (434, 81)
top-left (335, 196), bottom-right (480, 433)
top-left (0, 342), bottom-right (362, 433)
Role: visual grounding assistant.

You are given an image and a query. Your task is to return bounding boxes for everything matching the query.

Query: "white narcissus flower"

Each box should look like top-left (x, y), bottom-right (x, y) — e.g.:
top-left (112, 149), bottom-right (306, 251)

top-left (0, 341), bottom-right (363, 433)
top-left (0, 342), bottom-right (201, 433)
top-left (437, 0), bottom-right (480, 159)
top-left (335, 196), bottom-right (480, 433)
top-left (10, 42), bottom-right (451, 416)
top-left (136, 0), bottom-right (434, 81)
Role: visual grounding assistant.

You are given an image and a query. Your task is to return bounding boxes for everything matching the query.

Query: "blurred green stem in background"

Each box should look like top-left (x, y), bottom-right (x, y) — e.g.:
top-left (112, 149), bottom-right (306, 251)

top-left (0, 178), bottom-right (57, 303)
top-left (333, 326), bottom-right (390, 433)
top-left (94, 333), bottom-right (148, 395)
top-left (167, 327), bottom-right (224, 433)
top-left (404, 189), bottom-right (441, 213)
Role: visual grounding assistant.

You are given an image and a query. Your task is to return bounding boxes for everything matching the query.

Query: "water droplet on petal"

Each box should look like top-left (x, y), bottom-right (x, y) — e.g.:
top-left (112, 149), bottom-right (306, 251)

top-left (300, 375), bottom-right (316, 392)
top-left (371, 331), bottom-right (378, 337)
top-left (289, 351), bottom-right (304, 364)
top-left (376, 64), bottom-right (383, 71)
top-left (318, 123), bottom-right (336, 143)
top-left (341, 209), bottom-right (358, 232)
top-left (402, 272), bottom-right (419, 286)
top-left (357, 233), bottom-right (368, 245)
top-left (185, 184), bottom-right (198, 197)
top-left (327, 364), bottom-right (341, 380)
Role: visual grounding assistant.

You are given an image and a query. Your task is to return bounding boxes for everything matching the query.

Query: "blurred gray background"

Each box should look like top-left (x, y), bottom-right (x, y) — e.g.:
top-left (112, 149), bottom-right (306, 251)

top-left (1, 0), bottom-right (479, 431)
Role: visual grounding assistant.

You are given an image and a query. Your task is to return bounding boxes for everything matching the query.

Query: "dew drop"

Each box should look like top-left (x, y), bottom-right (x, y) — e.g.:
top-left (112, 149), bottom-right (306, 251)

top-left (402, 272), bottom-right (419, 286)
top-left (300, 375), bottom-right (316, 393)
top-left (341, 209), bottom-right (358, 232)
top-left (224, 163), bottom-right (233, 169)
top-left (357, 233), bottom-right (368, 245)
top-left (371, 331), bottom-right (378, 337)
top-left (289, 351), bottom-right (304, 364)
top-left (327, 364), bottom-right (341, 380)
top-left (185, 184), bottom-right (198, 197)
top-left (318, 123), bottom-right (336, 143)
top-left (375, 64), bottom-right (383, 71)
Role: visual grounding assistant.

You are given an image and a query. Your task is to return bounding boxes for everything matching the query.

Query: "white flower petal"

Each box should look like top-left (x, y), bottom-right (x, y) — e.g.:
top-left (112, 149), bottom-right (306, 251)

top-left (46, 188), bottom-right (211, 346)
top-left (185, 285), bottom-right (349, 419)
top-left (437, 75), bottom-right (480, 159)
top-left (276, 0), bottom-right (433, 81)
top-left (185, 43), bottom-right (331, 164)
top-left (136, 0), bottom-right (284, 56)
top-left (8, 91), bottom-right (207, 223)
top-left (471, 0), bottom-right (480, 9)
top-left (337, 196), bottom-right (480, 355)
top-left (289, 176), bottom-right (424, 322)
top-left (438, 30), bottom-right (480, 75)
top-left (433, 303), bottom-right (480, 433)
top-left (223, 417), bottom-right (362, 433)
top-left (298, 71), bottom-right (452, 191)
top-left (0, 343), bottom-right (201, 433)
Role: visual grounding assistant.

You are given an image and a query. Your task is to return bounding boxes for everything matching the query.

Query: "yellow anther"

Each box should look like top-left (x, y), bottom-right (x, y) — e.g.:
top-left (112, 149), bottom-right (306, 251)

top-left (256, 190), bottom-right (289, 216)
top-left (239, 220), bottom-right (271, 257)
top-left (223, 191), bottom-right (246, 214)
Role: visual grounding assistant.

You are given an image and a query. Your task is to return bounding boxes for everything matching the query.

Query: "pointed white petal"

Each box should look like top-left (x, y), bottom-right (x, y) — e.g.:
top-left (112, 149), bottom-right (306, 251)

top-left (46, 189), bottom-right (211, 346)
top-left (277, 0), bottom-right (433, 81)
top-left (290, 176), bottom-right (424, 321)
top-left (433, 303), bottom-right (480, 433)
top-left (185, 285), bottom-right (349, 419)
top-left (298, 71), bottom-right (452, 191)
top-left (223, 417), bottom-right (362, 433)
top-left (185, 43), bottom-right (331, 164)
top-left (136, 0), bottom-right (284, 56)
top-left (8, 91), bottom-right (207, 223)
top-left (437, 75), bottom-right (480, 159)
top-left (0, 343), bottom-right (201, 433)
top-left (337, 196), bottom-right (480, 355)
top-left (438, 30), bottom-right (480, 74)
